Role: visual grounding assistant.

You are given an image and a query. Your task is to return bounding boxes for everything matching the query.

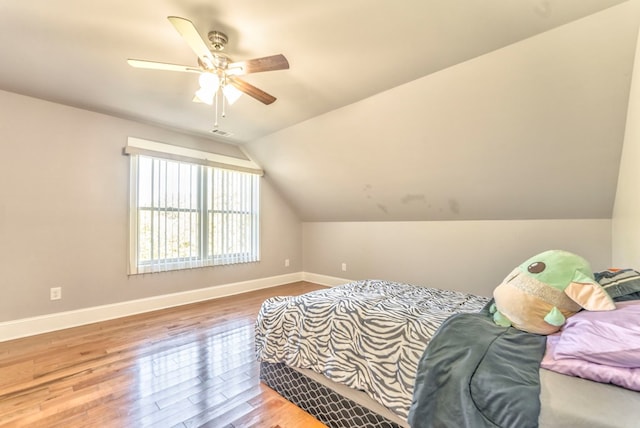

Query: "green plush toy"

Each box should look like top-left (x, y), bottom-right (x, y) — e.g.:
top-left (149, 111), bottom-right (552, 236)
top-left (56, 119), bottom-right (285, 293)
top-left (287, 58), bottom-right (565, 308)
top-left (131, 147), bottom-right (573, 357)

top-left (490, 249), bottom-right (615, 335)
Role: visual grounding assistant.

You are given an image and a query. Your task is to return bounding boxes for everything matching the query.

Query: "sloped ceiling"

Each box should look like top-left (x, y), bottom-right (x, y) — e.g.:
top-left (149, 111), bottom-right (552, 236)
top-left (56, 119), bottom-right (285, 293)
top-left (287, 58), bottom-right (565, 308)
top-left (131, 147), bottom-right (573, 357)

top-left (246, 1), bottom-right (640, 221)
top-left (0, 1), bottom-right (639, 221)
top-left (0, 0), bottom-right (631, 143)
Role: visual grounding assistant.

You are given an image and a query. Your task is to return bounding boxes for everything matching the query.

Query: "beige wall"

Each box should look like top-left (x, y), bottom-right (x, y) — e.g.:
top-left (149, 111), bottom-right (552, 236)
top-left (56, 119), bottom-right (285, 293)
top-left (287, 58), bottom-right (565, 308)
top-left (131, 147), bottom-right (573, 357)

top-left (0, 90), bottom-right (302, 322)
top-left (303, 220), bottom-right (611, 297)
top-left (613, 22), bottom-right (640, 267)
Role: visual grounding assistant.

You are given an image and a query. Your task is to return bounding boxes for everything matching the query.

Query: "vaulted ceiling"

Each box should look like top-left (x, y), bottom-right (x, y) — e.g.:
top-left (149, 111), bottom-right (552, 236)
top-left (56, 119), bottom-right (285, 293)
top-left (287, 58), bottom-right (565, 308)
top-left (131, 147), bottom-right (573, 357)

top-left (1, 0), bottom-right (639, 221)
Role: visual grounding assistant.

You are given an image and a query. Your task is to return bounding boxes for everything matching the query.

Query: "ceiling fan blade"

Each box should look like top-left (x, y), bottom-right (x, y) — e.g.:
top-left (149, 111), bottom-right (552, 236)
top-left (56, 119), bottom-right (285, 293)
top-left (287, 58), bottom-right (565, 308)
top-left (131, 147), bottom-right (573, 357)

top-left (228, 77), bottom-right (277, 105)
top-left (127, 59), bottom-right (201, 73)
top-left (167, 16), bottom-right (214, 68)
top-left (227, 54), bottom-right (289, 75)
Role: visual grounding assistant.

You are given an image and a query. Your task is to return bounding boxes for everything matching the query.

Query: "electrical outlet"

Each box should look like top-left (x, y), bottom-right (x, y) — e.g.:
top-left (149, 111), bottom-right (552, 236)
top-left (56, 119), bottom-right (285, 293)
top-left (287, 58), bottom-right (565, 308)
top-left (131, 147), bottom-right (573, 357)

top-left (50, 287), bottom-right (62, 301)
top-left (341, 262), bottom-right (347, 272)
top-left (285, 259), bottom-right (290, 267)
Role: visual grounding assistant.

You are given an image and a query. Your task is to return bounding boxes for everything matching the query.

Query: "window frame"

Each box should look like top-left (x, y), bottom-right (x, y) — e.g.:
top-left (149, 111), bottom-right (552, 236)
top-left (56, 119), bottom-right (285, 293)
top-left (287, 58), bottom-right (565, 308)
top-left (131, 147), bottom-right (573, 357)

top-left (128, 150), bottom-right (260, 275)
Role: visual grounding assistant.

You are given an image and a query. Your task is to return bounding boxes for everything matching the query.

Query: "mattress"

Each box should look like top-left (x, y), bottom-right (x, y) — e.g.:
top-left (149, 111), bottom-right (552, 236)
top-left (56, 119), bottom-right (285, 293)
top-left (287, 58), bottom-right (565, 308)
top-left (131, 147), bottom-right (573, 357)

top-left (538, 369), bottom-right (640, 427)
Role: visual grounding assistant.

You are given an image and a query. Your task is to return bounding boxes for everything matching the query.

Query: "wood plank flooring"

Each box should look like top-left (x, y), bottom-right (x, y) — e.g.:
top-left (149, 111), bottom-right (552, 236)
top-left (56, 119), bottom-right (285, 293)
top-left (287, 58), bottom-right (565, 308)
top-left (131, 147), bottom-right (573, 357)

top-left (0, 281), bottom-right (329, 428)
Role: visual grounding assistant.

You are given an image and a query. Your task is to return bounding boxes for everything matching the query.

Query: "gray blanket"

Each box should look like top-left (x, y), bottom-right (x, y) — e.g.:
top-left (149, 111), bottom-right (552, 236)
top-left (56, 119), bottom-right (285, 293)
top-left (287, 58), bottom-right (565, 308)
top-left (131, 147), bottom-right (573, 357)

top-left (407, 306), bottom-right (547, 428)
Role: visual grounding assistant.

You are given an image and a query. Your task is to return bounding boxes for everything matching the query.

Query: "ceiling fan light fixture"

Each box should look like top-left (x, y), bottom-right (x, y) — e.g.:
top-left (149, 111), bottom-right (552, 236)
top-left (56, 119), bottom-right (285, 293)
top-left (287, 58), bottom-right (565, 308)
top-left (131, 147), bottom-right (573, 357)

top-left (195, 87), bottom-right (215, 105)
top-left (198, 72), bottom-right (220, 91)
top-left (223, 84), bottom-right (243, 105)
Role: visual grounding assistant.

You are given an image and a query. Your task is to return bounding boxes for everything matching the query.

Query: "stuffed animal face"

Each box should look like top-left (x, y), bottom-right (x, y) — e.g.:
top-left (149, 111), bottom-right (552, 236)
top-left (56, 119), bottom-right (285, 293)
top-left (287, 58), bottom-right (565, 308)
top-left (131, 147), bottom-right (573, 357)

top-left (491, 250), bottom-right (615, 335)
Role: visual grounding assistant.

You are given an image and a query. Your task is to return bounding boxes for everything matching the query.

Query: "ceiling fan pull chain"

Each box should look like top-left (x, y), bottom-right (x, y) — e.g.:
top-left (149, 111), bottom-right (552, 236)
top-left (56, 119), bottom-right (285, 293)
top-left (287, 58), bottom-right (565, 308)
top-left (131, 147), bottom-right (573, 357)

top-left (214, 91), bottom-right (219, 129)
top-left (222, 88), bottom-right (227, 118)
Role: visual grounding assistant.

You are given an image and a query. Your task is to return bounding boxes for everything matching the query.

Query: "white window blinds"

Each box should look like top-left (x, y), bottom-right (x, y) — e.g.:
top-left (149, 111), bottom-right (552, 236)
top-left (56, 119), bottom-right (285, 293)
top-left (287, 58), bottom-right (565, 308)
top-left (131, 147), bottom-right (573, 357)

top-left (128, 153), bottom-right (260, 275)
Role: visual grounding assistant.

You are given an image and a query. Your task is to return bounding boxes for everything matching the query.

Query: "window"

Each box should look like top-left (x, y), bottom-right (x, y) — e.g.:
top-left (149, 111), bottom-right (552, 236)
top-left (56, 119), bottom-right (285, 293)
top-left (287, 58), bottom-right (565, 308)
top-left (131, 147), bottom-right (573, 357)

top-left (129, 154), bottom-right (260, 274)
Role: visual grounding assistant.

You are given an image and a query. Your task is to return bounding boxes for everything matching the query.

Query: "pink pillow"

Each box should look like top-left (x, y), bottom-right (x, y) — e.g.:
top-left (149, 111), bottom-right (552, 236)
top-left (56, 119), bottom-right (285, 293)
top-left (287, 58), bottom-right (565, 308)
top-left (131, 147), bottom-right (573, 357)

top-left (550, 300), bottom-right (640, 368)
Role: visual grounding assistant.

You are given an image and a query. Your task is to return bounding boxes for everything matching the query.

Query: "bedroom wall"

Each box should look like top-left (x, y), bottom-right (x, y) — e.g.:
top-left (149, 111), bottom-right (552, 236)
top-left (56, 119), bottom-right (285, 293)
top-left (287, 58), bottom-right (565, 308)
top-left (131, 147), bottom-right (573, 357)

top-left (0, 89), bottom-right (302, 322)
top-left (302, 219), bottom-right (611, 297)
top-left (612, 21), bottom-right (640, 268)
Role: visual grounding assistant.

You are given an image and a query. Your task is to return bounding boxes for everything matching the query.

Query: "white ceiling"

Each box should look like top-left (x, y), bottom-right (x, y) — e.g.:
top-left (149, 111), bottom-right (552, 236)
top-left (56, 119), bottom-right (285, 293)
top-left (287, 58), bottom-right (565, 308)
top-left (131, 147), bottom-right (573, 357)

top-left (1, 0), bottom-right (639, 222)
top-left (0, 0), bottom-right (631, 143)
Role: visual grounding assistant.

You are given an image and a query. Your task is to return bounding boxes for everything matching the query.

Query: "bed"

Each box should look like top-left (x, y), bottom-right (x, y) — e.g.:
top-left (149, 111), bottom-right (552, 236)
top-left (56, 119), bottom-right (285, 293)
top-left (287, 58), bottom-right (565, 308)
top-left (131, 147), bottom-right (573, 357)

top-left (255, 276), bottom-right (640, 428)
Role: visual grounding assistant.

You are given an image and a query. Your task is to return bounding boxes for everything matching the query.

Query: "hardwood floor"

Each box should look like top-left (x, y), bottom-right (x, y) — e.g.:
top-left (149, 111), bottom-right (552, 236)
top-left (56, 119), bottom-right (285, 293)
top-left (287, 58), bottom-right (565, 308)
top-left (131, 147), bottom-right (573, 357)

top-left (0, 282), bottom-right (329, 428)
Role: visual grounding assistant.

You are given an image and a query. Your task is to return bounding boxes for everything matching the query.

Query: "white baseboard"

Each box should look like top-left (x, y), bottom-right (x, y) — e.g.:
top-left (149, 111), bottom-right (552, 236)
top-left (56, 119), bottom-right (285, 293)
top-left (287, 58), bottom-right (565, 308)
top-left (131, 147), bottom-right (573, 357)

top-left (0, 272), bottom-right (305, 342)
top-left (302, 272), bottom-right (353, 287)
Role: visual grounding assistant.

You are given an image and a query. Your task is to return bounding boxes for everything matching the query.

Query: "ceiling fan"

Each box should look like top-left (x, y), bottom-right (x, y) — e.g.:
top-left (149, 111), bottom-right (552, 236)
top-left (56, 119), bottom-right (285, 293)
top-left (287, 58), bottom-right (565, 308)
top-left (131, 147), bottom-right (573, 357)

top-left (128, 16), bottom-right (289, 116)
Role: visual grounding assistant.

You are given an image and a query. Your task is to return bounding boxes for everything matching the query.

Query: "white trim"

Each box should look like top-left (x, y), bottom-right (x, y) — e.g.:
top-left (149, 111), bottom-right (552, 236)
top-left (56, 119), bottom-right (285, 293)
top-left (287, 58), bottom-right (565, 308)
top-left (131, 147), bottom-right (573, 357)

top-left (125, 137), bottom-right (264, 175)
top-left (302, 272), bottom-right (353, 287)
top-left (0, 272), bottom-right (303, 342)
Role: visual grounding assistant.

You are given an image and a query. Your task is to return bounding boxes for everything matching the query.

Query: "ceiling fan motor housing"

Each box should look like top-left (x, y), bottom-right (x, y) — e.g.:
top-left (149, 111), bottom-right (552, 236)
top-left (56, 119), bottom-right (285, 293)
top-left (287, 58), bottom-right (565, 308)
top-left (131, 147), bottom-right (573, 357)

top-left (208, 31), bottom-right (228, 51)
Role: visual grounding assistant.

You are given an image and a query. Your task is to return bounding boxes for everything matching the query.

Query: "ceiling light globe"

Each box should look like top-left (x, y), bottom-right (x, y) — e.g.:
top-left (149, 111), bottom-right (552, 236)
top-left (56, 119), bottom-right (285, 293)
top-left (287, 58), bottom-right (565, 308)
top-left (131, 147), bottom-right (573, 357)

top-left (198, 72), bottom-right (220, 91)
top-left (223, 84), bottom-right (243, 105)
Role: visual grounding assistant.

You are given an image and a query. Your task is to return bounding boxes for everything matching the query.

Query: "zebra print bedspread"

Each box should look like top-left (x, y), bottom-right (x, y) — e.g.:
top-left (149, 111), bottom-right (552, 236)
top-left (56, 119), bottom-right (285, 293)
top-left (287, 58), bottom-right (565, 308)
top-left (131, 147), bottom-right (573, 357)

top-left (255, 279), bottom-right (490, 420)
